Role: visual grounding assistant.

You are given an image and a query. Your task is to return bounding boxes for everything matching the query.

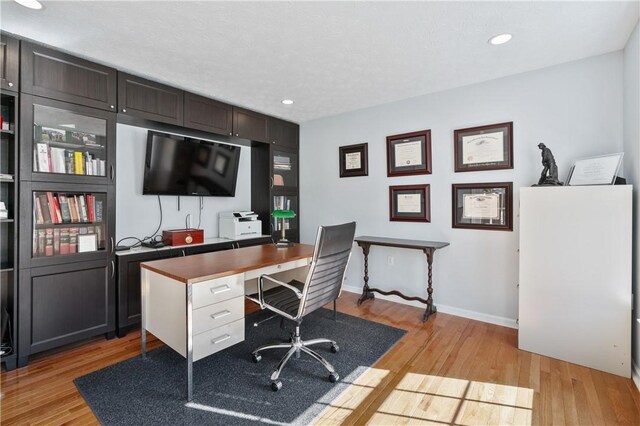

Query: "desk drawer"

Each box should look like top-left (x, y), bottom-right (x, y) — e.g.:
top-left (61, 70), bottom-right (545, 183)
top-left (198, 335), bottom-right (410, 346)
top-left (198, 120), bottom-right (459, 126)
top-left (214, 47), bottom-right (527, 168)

top-left (192, 296), bottom-right (244, 336)
top-left (244, 258), bottom-right (309, 280)
top-left (192, 273), bottom-right (244, 309)
top-left (193, 318), bottom-right (244, 361)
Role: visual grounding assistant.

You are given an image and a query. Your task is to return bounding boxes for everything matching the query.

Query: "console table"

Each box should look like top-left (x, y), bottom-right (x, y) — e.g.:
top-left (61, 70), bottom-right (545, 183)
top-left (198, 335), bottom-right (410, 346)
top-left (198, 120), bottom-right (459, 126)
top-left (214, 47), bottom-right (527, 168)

top-left (354, 236), bottom-right (449, 321)
top-left (140, 243), bottom-right (314, 401)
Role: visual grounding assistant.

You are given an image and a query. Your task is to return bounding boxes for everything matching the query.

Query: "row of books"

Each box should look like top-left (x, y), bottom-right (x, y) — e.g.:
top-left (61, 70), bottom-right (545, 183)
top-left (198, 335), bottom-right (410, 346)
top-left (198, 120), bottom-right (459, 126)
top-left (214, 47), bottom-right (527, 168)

top-left (35, 192), bottom-right (103, 225)
top-left (32, 226), bottom-right (103, 257)
top-left (35, 143), bottom-right (106, 176)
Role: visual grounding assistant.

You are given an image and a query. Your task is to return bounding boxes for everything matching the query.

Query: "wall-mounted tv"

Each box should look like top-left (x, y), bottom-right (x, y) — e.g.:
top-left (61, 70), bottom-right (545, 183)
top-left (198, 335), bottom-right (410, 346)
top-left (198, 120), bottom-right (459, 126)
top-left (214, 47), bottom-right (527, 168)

top-left (143, 131), bottom-right (241, 197)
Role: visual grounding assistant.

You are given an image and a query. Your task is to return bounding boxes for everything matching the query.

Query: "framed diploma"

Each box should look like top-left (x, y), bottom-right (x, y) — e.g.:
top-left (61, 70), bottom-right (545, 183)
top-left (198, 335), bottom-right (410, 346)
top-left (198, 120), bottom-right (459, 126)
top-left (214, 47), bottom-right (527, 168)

top-left (452, 182), bottom-right (513, 231)
top-left (566, 153), bottom-right (624, 186)
top-left (389, 184), bottom-right (430, 222)
top-left (339, 143), bottom-right (368, 178)
top-left (454, 122), bottom-right (513, 172)
top-left (386, 130), bottom-right (432, 177)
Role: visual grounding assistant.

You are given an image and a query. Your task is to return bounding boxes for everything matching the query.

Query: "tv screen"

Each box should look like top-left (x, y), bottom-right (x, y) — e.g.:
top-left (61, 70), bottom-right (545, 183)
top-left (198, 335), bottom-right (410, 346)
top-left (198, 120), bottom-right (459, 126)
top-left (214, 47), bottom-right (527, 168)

top-left (143, 131), bottom-right (241, 197)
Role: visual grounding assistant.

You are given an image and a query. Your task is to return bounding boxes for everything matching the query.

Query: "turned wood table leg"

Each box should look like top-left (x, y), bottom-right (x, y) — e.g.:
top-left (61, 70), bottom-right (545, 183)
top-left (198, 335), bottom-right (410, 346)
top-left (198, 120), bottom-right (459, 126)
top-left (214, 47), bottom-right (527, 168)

top-left (423, 248), bottom-right (437, 321)
top-left (357, 243), bottom-right (374, 305)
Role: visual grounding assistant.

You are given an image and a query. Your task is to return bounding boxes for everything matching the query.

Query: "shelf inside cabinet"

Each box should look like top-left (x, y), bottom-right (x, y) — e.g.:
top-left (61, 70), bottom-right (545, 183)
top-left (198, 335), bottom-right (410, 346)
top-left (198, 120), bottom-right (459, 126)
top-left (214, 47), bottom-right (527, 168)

top-left (1, 129), bottom-right (15, 135)
top-left (1, 219), bottom-right (14, 223)
top-left (0, 177), bottom-right (14, 183)
top-left (34, 221), bottom-right (101, 228)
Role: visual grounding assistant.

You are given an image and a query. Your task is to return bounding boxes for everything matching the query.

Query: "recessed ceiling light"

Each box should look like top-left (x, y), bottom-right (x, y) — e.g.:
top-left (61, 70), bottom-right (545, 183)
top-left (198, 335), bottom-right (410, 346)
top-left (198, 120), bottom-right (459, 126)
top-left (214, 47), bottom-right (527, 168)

top-left (489, 33), bottom-right (512, 45)
top-left (281, 99), bottom-right (294, 105)
top-left (14, 0), bottom-right (43, 10)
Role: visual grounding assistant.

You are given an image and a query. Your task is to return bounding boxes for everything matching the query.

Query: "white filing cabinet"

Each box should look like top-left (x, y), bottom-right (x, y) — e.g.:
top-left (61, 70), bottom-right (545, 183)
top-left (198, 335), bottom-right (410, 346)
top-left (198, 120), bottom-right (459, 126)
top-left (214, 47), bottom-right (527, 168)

top-left (518, 186), bottom-right (632, 377)
top-left (142, 271), bottom-right (245, 362)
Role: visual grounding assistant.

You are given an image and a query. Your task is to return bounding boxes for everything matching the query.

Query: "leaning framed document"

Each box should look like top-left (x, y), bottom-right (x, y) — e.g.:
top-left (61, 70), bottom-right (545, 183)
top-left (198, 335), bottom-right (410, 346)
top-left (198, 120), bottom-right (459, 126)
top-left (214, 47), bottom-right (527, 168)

top-left (452, 182), bottom-right (513, 231)
top-left (454, 122), bottom-right (513, 172)
top-left (339, 143), bottom-right (368, 178)
top-left (389, 184), bottom-right (430, 222)
top-left (566, 153), bottom-right (624, 186)
top-left (386, 130), bottom-right (432, 177)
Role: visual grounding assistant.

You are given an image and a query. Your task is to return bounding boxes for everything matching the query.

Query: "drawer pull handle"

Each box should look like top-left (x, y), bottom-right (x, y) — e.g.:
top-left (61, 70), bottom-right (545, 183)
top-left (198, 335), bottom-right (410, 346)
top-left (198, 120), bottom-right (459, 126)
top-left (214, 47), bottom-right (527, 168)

top-left (210, 310), bottom-right (231, 320)
top-left (212, 334), bottom-right (231, 345)
top-left (210, 284), bottom-right (231, 294)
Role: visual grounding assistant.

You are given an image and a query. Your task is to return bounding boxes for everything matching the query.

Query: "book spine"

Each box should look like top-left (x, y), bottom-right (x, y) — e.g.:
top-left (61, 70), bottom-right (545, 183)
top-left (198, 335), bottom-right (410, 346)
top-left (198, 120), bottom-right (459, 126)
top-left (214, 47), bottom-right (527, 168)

top-left (69, 228), bottom-right (78, 253)
top-left (39, 194), bottom-right (52, 224)
top-left (60, 228), bottom-right (70, 255)
top-left (73, 195), bottom-right (82, 222)
top-left (74, 152), bottom-right (84, 175)
top-left (35, 197), bottom-right (44, 225)
top-left (45, 229), bottom-right (54, 256)
top-left (79, 195), bottom-right (88, 222)
top-left (52, 195), bottom-right (63, 224)
top-left (37, 229), bottom-right (46, 257)
top-left (53, 228), bottom-right (60, 255)
top-left (46, 192), bottom-right (59, 224)
top-left (58, 195), bottom-right (72, 223)
top-left (65, 150), bottom-right (75, 174)
top-left (87, 194), bottom-right (94, 222)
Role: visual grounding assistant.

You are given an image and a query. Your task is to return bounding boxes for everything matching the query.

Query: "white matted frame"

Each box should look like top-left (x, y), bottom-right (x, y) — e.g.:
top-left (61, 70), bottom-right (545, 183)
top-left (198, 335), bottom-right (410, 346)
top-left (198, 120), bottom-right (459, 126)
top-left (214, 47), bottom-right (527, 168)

top-left (566, 152), bottom-right (624, 186)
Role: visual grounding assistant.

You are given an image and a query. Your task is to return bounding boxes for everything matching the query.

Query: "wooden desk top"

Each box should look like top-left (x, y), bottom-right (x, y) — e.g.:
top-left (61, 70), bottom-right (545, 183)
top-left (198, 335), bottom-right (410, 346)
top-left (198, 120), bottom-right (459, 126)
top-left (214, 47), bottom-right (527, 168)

top-left (354, 236), bottom-right (449, 250)
top-left (140, 243), bottom-right (315, 284)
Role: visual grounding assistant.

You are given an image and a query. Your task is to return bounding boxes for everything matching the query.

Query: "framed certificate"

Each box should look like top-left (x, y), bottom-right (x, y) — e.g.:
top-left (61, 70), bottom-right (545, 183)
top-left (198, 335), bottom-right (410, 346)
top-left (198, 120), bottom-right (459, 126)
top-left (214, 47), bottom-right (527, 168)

top-left (339, 143), bottom-right (368, 178)
top-left (389, 184), bottom-right (430, 222)
top-left (452, 182), bottom-right (512, 231)
top-left (454, 122), bottom-right (513, 172)
top-left (386, 130), bottom-right (432, 177)
top-left (566, 153), bottom-right (624, 186)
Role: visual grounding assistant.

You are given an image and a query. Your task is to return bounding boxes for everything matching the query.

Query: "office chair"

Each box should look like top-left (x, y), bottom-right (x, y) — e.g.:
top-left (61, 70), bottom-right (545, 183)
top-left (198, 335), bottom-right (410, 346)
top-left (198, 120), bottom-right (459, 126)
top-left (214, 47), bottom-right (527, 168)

top-left (251, 221), bottom-right (356, 391)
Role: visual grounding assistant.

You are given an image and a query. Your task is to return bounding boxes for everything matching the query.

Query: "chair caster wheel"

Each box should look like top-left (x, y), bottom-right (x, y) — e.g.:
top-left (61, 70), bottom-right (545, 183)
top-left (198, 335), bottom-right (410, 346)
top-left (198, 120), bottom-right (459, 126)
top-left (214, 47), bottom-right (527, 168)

top-left (271, 380), bottom-right (282, 391)
top-left (252, 353), bottom-right (262, 363)
top-left (329, 372), bottom-right (339, 383)
top-left (330, 344), bottom-right (339, 353)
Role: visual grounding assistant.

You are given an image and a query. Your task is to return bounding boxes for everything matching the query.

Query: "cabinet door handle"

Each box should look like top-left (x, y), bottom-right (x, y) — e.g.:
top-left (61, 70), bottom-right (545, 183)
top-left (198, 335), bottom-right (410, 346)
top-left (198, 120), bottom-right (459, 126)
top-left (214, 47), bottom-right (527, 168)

top-left (109, 105), bottom-right (115, 109)
top-left (110, 237), bottom-right (114, 255)
top-left (210, 284), bottom-right (231, 294)
top-left (110, 260), bottom-right (115, 279)
top-left (211, 334), bottom-right (231, 345)
top-left (270, 177), bottom-right (274, 189)
top-left (8, 82), bottom-right (13, 87)
top-left (110, 164), bottom-right (114, 181)
top-left (122, 108), bottom-right (127, 113)
top-left (210, 310), bottom-right (231, 320)
top-left (228, 132), bottom-right (232, 136)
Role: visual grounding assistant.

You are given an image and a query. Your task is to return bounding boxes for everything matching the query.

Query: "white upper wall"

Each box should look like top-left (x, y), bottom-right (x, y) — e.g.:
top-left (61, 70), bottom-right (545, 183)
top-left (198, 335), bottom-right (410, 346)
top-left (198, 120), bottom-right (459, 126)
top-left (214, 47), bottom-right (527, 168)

top-left (300, 52), bottom-right (624, 325)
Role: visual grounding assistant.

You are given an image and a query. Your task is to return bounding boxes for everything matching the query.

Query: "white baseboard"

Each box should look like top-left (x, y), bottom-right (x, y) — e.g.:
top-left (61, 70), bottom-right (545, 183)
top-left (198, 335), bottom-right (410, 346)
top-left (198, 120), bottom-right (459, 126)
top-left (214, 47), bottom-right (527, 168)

top-left (633, 362), bottom-right (640, 392)
top-left (342, 284), bottom-right (518, 329)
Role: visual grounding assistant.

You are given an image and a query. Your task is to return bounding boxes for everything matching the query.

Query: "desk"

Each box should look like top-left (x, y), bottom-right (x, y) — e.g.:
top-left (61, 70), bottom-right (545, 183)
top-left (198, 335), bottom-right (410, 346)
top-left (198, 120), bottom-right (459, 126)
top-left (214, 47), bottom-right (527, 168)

top-left (140, 243), bottom-right (314, 401)
top-left (354, 236), bottom-right (449, 321)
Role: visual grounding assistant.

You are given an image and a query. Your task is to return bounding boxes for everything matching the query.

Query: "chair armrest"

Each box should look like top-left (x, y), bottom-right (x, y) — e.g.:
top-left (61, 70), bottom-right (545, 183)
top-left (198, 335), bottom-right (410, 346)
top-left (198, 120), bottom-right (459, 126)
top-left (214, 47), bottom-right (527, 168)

top-left (258, 275), bottom-right (303, 309)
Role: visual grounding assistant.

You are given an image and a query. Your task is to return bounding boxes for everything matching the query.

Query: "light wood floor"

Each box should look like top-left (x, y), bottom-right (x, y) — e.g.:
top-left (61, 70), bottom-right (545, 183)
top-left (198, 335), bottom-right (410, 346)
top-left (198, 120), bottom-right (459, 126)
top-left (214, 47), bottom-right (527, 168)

top-left (1, 292), bottom-right (639, 425)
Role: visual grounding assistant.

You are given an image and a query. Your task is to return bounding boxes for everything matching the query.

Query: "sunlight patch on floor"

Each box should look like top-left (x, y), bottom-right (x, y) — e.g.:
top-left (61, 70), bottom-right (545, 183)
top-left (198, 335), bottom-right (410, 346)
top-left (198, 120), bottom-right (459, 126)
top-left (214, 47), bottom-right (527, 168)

top-left (368, 373), bottom-right (534, 426)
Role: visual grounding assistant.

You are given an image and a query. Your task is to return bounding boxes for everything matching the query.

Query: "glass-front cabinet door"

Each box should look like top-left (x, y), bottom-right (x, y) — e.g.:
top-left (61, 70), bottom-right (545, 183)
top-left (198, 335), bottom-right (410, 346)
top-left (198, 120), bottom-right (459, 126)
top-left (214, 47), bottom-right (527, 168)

top-left (272, 194), bottom-right (298, 242)
top-left (272, 149), bottom-right (298, 192)
top-left (20, 182), bottom-right (114, 268)
top-left (20, 95), bottom-right (116, 185)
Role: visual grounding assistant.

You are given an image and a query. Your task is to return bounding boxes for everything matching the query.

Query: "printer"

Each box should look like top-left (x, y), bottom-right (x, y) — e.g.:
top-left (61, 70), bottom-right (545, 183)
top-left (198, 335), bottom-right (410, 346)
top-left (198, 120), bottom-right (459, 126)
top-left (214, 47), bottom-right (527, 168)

top-left (219, 211), bottom-right (262, 239)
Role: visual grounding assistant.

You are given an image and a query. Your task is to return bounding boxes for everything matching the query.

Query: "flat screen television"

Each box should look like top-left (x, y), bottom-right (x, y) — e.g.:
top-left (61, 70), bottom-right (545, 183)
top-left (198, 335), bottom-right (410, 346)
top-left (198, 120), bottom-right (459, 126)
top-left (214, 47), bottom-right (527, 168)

top-left (143, 131), bottom-right (241, 196)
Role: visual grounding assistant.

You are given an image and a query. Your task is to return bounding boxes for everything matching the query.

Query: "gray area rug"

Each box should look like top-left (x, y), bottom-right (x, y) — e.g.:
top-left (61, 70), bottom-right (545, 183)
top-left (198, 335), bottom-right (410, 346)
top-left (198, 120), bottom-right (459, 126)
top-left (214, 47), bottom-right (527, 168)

top-left (74, 309), bottom-right (405, 425)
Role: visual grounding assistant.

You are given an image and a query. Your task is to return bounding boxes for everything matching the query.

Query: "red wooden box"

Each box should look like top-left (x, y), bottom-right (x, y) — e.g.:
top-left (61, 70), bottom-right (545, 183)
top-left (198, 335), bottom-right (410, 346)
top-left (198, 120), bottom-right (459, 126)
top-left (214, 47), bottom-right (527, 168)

top-left (162, 229), bottom-right (204, 246)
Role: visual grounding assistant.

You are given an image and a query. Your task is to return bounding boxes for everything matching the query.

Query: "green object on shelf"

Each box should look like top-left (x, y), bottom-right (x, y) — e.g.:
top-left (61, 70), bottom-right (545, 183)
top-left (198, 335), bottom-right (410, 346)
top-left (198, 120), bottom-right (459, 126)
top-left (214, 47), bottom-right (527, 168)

top-left (272, 209), bottom-right (296, 219)
top-left (272, 209), bottom-right (295, 247)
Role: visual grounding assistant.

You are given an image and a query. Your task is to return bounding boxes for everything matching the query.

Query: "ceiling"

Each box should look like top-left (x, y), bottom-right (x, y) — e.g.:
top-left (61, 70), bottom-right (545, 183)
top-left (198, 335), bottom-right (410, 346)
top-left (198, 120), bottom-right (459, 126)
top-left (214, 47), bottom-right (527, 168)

top-left (1, 1), bottom-right (638, 123)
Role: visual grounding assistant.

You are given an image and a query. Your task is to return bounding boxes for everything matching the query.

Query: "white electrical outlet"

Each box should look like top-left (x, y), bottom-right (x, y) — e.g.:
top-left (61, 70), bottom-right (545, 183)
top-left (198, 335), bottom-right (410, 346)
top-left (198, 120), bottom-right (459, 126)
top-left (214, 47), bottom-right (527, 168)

top-left (387, 256), bottom-right (394, 266)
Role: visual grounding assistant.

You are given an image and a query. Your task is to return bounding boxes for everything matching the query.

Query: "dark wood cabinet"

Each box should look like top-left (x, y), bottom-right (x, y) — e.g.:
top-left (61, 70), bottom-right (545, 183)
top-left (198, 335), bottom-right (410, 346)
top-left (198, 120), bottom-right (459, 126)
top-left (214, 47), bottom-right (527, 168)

top-left (184, 92), bottom-right (233, 136)
top-left (268, 117), bottom-right (299, 148)
top-left (118, 72), bottom-right (184, 125)
top-left (20, 95), bottom-right (117, 185)
top-left (18, 259), bottom-right (115, 364)
top-left (115, 236), bottom-right (271, 337)
top-left (21, 42), bottom-right (117, 111)
top-left (233, 107), bottom-right (268, 143)
top-left (0, 33), bottom-right (19, 92)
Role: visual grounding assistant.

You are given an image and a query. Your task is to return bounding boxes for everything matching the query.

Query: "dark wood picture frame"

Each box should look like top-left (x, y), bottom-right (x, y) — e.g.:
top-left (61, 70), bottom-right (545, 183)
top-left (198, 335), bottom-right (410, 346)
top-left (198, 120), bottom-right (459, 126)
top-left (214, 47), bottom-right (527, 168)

top-left (386, 130), bottom-right (432, 177)
top-left (339, 143), bottom-right (368, 178)
top-left (452, 182), bottom-right (513, 231)
top-left (389, 184), bottom-right (430, 222)
top-left (454, 122), bottom-right (513, 172)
